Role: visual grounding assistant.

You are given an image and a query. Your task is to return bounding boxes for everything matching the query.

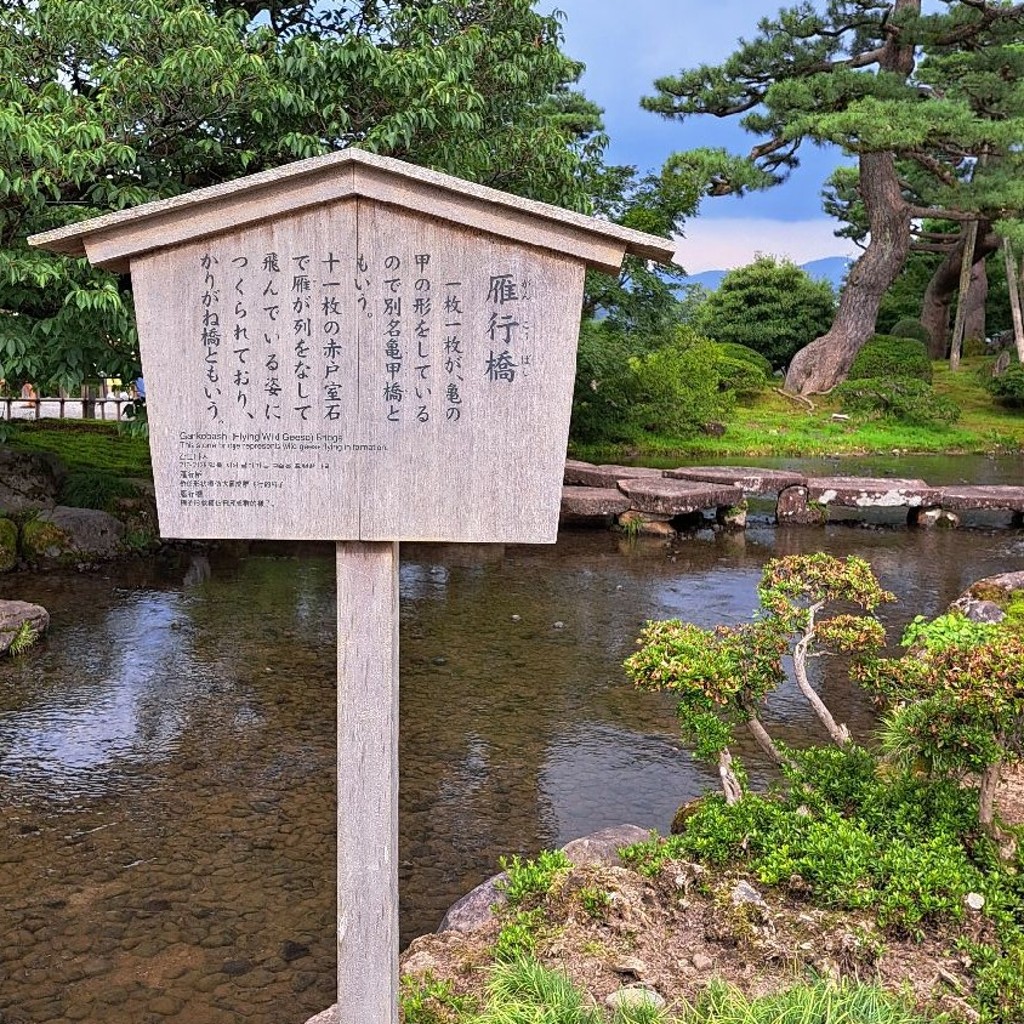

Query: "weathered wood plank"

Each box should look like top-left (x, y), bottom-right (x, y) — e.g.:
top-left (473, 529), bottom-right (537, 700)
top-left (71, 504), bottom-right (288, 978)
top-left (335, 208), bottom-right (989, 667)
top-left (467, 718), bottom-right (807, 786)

top-left (336, 540), bottom-right (399, 1024)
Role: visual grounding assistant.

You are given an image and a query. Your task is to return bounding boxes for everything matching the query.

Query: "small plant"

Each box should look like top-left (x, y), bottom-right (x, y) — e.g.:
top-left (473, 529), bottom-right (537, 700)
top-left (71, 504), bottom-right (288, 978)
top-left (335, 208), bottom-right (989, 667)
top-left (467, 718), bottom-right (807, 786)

top-left (6, 620), bottom-right (39, 656)
top-left (576, 885), bottom-right (611, 919)
top-left (400, 972), bottom-right (475, 1024)
top-left (687, 978), bottom-right (938, 1024)
top-left (477, 957), bottom-right (604, 1024)
top-left (497, 849), bottom-right (572, 908)
top-left (492, 910), bottom-right (543, 963)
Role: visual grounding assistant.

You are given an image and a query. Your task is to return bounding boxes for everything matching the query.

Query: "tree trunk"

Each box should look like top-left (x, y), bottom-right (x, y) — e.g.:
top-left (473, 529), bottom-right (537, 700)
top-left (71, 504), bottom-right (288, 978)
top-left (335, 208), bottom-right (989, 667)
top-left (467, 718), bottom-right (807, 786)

top-left (744, 713), bottom-right (789, 767)
top-left (718, 749), bottom-right (743, 805)
top-left (1004, 240), bottom-right (1024, 363)
top-left (791, 604), bottom-right (851, 746)
top-left (950, 219), bottom-right (979, 371)
top-left (921, 225), bottom-right (997, 358)
top-left (964, 257), bottom-right (988, 345)
top-left (979, 761), bottom-right (1001, 833)
top-left (784, 151), bottom-right (912, 394)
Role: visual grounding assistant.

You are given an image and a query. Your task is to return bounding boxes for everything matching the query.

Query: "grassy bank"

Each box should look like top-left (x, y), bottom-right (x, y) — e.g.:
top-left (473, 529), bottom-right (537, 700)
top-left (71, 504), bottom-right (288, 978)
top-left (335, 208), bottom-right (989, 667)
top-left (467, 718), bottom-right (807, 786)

top-left (571, 358), bottom-right (1024, 463)
top-left (2, 418), bottom-right (151, 477)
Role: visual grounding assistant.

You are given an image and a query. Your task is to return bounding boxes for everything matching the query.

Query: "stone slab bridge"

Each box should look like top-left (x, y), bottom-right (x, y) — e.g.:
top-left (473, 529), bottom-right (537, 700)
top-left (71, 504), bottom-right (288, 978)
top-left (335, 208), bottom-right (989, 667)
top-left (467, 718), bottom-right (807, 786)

top-left (561, 460), bottom-right (1024, 535)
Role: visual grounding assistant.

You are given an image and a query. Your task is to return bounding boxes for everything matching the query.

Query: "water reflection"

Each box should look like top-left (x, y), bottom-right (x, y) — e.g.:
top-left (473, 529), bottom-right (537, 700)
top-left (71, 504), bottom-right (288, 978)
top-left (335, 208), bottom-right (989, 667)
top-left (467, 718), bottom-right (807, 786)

top-left (0, 506), bottom-right (1022, 1023)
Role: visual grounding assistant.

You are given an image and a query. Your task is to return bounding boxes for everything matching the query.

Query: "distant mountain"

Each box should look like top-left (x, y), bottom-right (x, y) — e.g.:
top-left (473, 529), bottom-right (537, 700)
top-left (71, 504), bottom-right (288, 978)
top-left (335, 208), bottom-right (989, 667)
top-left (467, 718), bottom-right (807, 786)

top-left (679, 255), bottom-right (853, 293)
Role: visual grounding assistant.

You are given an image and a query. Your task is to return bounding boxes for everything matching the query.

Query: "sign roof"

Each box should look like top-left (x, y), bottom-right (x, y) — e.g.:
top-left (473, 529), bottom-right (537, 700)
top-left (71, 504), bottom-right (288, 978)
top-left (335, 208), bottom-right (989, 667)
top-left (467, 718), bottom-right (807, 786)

top-left (30, 148), bottom-right (676, 275)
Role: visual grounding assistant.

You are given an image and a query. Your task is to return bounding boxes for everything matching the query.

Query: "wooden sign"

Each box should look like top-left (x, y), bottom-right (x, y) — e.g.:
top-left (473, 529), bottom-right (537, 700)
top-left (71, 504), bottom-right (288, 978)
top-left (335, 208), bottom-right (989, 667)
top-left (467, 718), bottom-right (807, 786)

top-left (32, 149), bottom-right (673, 544)
top-left (30, 148), bottom-right (674, 1024)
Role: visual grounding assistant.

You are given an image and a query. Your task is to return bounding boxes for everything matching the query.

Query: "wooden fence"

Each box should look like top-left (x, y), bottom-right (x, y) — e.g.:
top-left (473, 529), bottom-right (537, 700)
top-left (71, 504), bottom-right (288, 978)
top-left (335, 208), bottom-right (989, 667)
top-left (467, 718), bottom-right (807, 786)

top-left (1, 396), bottom-right (134, 422)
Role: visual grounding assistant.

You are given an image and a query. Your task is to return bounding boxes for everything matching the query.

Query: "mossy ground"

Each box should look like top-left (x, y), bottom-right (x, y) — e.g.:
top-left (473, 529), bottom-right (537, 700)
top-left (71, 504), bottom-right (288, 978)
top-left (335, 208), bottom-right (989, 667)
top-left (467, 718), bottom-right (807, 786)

top-left (0, 518), bottom-right (17, 571)
top-left (3, 420), bottom-right (151, 477)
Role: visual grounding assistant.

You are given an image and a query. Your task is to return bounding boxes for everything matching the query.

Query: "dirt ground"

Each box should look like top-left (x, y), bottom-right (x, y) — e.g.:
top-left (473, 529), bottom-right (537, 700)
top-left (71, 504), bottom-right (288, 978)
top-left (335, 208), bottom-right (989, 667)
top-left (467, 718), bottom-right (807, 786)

top-left (400, 857), bottom-right (986, 1021)
top-left (394, 767), bottom-right (1024, 1022)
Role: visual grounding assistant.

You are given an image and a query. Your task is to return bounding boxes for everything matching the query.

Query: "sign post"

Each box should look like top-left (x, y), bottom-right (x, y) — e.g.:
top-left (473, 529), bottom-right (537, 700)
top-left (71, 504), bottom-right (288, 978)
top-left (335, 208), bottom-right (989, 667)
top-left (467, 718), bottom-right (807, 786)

top-left (31, 149), bottom-right (674, 1022)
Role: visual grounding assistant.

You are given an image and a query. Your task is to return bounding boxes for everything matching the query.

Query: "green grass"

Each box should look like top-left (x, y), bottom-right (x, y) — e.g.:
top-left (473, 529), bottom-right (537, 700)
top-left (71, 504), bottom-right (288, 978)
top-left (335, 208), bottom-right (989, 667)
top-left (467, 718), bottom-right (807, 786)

top-left (571, 357), bottom-right (1024, 463)
top-left (401, 959), bottom-right (947, 1024)
top-left (2, 419), bottom-right (152, 477)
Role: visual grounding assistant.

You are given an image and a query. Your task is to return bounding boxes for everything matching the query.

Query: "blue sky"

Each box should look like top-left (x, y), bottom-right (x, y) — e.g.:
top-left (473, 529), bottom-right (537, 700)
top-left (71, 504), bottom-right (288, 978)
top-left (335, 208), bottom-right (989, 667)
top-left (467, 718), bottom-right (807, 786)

top-left (545, 0), bottom-right (862, 272)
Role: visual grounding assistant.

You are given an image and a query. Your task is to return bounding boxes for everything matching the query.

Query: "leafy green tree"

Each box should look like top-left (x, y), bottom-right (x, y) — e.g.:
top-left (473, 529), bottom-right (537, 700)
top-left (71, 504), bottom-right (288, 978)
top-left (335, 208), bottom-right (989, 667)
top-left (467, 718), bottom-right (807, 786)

top-left (1, 0), bottom-right (605, 393)
top-left (859, 612), bottom-right (1024, 840)
top-left (692, 256), bottom-right (836, 370)
top-left (643, 0), bottom-right (1024, 394)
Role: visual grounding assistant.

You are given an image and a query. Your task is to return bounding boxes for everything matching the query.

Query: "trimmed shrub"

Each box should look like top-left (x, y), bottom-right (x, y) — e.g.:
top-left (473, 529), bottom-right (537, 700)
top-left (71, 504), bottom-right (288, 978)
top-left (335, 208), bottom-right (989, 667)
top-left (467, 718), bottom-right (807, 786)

top-left (713, 342), bottom-right (773, 376)
top-left (847, 335), bottom-right (933, 384)
top-left (989, 365), bottom-right (1024, 409)
top-left (889, 317), bottom-right (930, 345)
top-left (571, 323), bottom-right (735, 444)
top-left (834, 377), bottom-right (961, 426)
top-left (715, 354), bottom-right (769, 397)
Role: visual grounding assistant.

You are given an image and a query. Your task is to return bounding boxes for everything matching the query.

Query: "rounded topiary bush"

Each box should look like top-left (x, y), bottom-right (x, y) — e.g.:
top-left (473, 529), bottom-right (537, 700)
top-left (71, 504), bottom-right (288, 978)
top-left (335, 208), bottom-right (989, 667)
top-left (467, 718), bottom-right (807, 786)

top-left (847, 335), bottom-right (933, 384)
top-left (990, 365), bottom-right (1024, 409)
top-left (888, 317), bottom-right (930, 345)
top-left (713, 342), bottom-right (773, 377)
top-left (834, 377), bottom-right (961, 425)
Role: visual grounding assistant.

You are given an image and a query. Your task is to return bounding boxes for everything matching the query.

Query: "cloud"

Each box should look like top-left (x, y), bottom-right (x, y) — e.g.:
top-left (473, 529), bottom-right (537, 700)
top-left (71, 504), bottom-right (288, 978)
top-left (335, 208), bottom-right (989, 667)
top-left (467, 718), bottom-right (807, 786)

top-left (674, 217), bottom-right (861, 274)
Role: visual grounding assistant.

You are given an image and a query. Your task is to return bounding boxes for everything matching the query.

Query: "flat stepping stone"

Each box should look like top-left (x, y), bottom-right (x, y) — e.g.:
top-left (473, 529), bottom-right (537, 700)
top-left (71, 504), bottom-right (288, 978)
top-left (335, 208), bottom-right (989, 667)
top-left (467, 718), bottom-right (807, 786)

top-left (618, 478), bottom-right (742, 516)
top-left (568, 464), bottom-right (665, 489)
top-left (939, 486), bottom-right (1024, 512)
top-left (666, 466), bottom-right (806, 494)
top-left (564, 459), bottom-right (597, 484)
top-left (560, 486), bottom-right (632, 517)
top-left (806, 476), bottom-right (942, 508)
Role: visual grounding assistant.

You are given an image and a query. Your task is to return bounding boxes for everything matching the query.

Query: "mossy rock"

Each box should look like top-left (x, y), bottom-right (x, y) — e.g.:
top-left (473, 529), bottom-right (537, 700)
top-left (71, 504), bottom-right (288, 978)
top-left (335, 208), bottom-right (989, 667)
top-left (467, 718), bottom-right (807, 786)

top-left (951, 572), bottom-right (1024, 623)
top-left (0, 518), bottom-right (17, 572)
top-left (20, 517), bottom-right (75, 565)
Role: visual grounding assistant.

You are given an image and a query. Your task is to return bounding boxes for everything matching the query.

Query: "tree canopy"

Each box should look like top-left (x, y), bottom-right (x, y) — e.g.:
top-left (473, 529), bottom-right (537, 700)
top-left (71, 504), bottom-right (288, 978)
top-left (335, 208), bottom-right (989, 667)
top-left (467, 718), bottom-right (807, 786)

top-left (644, 0), bottom-right (1024, 394)
top-left (692, 255), bottom-right (836, 370)
top-left (0, 0), bottom-right (610, 393)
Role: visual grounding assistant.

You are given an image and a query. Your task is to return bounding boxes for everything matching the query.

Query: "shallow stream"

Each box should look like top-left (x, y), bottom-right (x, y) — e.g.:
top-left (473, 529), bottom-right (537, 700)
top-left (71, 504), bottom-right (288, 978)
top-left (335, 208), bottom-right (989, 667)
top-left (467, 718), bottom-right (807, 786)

top-left (1, 453), bottom-right (1022, 1023)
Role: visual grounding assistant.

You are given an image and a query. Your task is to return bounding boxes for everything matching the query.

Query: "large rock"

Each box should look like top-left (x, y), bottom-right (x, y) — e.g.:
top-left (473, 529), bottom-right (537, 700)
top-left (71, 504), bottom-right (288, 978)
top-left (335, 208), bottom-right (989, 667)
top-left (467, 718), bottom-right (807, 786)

top-left (951, 571), bottom-right (1024, 623)
top-left (567, 464), bottom-right (664, 489)
top-left (561, 824), bottom-right (651, 867)
top-left (939, 486), bottom-right (1024, 514)
top-left (0, 448), bottom-right (62, 513)
top-left (0, 600), bottom-right (49, 655)
top-left (437, 872), bottom-right (508, 934)
top-left (21, 506), bottom-right (126, 565)
top-left (304, 1009), bottom-right (337, 1024)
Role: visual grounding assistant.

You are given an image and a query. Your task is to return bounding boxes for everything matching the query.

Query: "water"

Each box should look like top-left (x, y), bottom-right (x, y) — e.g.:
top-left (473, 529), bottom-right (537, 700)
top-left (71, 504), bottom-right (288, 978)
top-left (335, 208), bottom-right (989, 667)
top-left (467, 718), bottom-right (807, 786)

top-left (1, 462), bottom-right (1022, 1022)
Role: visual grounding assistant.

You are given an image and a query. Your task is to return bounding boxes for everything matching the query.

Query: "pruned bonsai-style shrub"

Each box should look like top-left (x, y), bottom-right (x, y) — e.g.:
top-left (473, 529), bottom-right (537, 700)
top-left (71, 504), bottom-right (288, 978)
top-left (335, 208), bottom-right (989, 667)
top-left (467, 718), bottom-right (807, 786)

top-left (625, 554), bottom-right (892, 802)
